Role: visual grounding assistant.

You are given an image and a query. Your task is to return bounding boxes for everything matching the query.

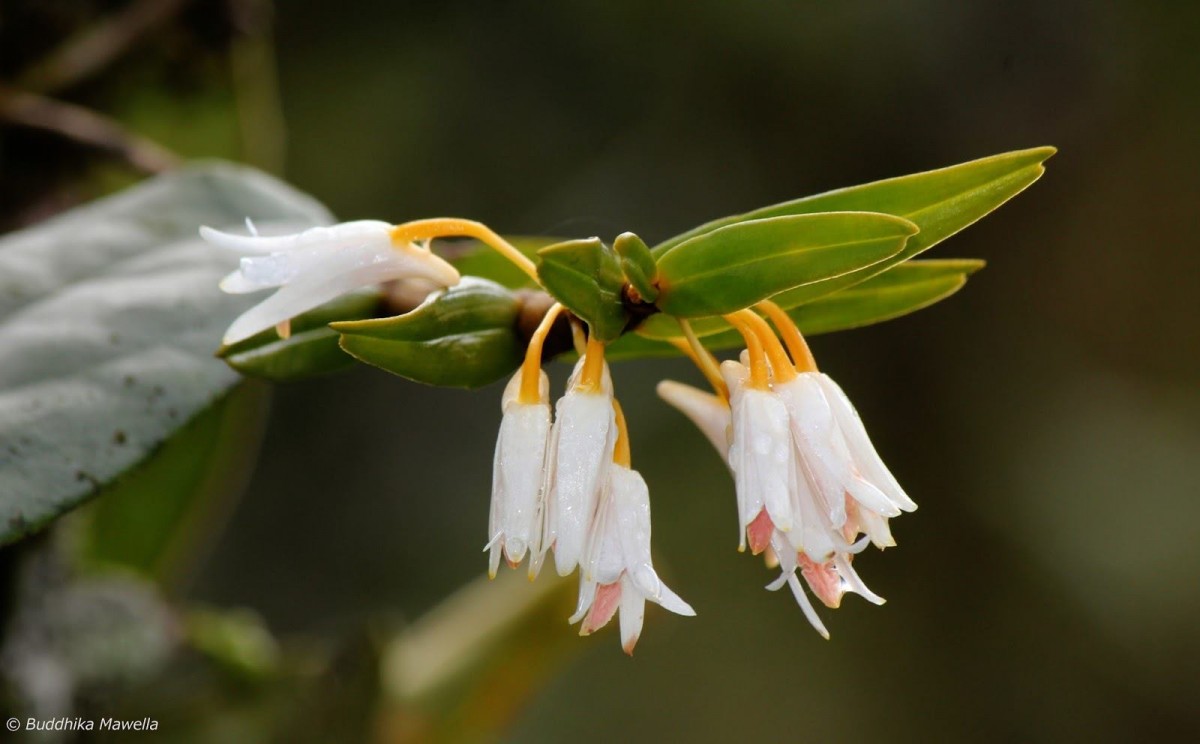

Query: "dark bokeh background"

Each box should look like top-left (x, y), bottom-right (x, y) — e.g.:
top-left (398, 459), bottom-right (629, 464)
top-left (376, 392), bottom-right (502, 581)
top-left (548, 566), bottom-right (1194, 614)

top-left (4, 1), bottom-right (1199, 741)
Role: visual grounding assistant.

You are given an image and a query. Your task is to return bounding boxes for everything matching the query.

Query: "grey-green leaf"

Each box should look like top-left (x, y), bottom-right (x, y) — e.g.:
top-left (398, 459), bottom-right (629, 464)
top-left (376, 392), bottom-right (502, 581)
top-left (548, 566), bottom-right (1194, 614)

top-left (333, 278), bottom-right (523, 389)
top-left (219, 289), bottom-right (381, 382)
top-left (535, 238), bottom-right (629, 341)
top-left (654, 212), bottom-right (917, 318)
top-left (0, 163), bottom-right (330, 547)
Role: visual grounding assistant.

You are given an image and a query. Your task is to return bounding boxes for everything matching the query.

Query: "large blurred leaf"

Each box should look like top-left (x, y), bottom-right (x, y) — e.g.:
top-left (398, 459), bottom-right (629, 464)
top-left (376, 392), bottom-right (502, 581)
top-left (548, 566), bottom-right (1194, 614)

top-left (334, 278), bottom-right (524, 388)
top-left (536, 238), bottom-right (629, 341)
top-left (608, 259), bottom-right (984, 359)
top-left (79, 381), bottom-right (271, 587)
top-left (654, 212), bottom-right (916, 317)
top-left (0, 163), bottom-right (331, 546)
top-left (380, 571), bottom-right (577, 743)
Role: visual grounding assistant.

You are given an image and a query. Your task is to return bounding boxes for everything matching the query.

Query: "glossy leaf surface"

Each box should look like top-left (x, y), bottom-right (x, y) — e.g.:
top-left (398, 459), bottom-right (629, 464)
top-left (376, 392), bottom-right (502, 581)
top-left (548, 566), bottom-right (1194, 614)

top-left (654, 212), bottom-right (916, 317)
top-left (334, 278), bottom-right (523, 388)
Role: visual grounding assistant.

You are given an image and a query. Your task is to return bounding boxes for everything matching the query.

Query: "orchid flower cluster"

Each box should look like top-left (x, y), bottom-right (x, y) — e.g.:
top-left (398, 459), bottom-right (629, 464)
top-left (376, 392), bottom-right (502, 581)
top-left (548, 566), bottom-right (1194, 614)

top-left (199, 214), bottom-right (915, 653)
top-left (200, 147), bottom-right (1052, 653)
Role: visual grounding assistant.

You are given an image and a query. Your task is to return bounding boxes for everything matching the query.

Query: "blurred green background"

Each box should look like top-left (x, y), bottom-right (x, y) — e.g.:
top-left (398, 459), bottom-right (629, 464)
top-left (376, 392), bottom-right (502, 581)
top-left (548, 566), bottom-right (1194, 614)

top-left (2, 0), bottom-right (1198, 741)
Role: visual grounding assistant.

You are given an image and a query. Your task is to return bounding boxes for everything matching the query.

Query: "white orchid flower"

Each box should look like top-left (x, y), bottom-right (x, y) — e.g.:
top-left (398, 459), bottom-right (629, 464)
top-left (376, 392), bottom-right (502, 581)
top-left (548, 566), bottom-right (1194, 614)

top-left (201, 219), bottom-right (460, 345)
top-left (569, 462), bottom-right (695, 654)
top-left (721, 359), bottom-right (797, 553)
top-left (543, 358), bottom-right (615, 576)
top-left (486, 368), bottom-right (552, 578)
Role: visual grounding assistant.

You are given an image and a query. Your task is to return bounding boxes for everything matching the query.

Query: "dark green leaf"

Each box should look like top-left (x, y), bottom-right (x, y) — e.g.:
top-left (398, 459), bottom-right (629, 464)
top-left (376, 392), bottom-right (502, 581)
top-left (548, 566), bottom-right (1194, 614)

top-left (0, 163), bottom-right (330, 547)
top-left (535, 238), bottom-right (629, 341)
top-left (333, 278), bottom-right (523, 389)
top-left (609, 259), bottom-right (983, 359)
top-left (614, 232), bottom-right (659, 302)
top-left (654, 212), bottom-right (917, 318)
top-left (218, 289), bottom-right (381, 382)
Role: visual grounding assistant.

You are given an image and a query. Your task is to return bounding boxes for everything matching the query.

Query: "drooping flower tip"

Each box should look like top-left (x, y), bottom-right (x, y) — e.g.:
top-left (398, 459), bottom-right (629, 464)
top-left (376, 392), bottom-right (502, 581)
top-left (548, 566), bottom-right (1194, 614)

top-left (201, 220), bottom-right (460, 346)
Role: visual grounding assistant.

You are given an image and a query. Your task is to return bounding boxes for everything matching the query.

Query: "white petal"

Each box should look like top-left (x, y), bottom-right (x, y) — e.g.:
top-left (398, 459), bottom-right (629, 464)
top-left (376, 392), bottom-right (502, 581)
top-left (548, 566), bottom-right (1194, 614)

top-left (200, 220), bottom-right (392, 255)
top-left (221, 243), bottom-right (452, 345)
top-left (834, 554), bottom-right (886, 605)
top-left (618, 576), bottom-right (646, 654)
top-left (777, 374), bottom-right (847, 527)
top-left (580, 473), bottom-right (624, 586)
top-left (653, 581), bottom-right (696, 616)
top-left (494, 400), bottom-right (551, 564)
top-left (818, 374), bottom-right (917, 512)
top-left (786, 574), bottom-right (830, 639)
top-left (548, 389), bottom-right (615, 575)
top-left (568, 575), bottom-right (598, 625)
top-left (858, 507), bottom-right (897, 549)
top-left (610, 465), bottom-right (653, 578)
top-left (655, 380), bottom-right (732, 463)
top-left (723, 360), bottom-right (797, 545)
top-left (219, 268), bottom-right (267, 294)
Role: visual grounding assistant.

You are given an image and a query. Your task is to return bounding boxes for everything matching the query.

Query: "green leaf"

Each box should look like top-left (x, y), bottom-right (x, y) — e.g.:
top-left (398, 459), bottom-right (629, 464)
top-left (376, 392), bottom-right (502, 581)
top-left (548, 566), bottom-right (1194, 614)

top-left (639, 146), bottom-right (1053, 338)
top-left (654, 147), bottom-right (1055, 256)
top-left (608, 259), bottom-right (984, 360)
top-left (613, 232), bottom-right (659, 302)
top-left (535, 238), bottom-right (629, 341)
top-left (333, 278), bottom-right (524, 389)
top-left (440, 235), bottom-right (561, 289)
top-left (654, 212), bottom-right (917, 318)
top-left (0, 163), bottom-right (331, 547)
top-left (218, 289), bottom-right (381, 382)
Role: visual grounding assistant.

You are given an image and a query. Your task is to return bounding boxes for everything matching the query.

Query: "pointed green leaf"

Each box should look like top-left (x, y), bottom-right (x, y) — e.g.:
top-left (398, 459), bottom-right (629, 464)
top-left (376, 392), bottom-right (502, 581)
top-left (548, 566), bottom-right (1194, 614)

top-left (654, 147), bottom-right (1055, 256)
top-left (609, 259), bottom-right (983, 360)
top-left (535, 238), bottom-right (629, 341)
top-left (638, 147), bottom-right (1050, 339)
top-left (333, 278), bottom-right (523, 389)
top-left (614, 232), bottom-right (659, 302)
top-left (653, 212), bottom-right (917, 318)
top-left (0, 163), bottom-right (330, 547)
top-left (218, 289), bottom-right (381, 382)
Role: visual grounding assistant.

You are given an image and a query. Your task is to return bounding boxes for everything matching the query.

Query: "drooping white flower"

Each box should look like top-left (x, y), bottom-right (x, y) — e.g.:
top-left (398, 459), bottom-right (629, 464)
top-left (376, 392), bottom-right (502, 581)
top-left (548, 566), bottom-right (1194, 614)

top-left (543, 359), bottom-right (615, 576)
top-left (720, 360), bottom-right (797, 553)
top-left (569, 462), bottom-right (695, 654)
top-left (660, 358), bottom-right (902, 638)
top-left (773, 372), bottom-right (915, 556)
top-left (486, 368), bottom-right (552, 578)
top-left (202, 220), bottom-right (460, 345)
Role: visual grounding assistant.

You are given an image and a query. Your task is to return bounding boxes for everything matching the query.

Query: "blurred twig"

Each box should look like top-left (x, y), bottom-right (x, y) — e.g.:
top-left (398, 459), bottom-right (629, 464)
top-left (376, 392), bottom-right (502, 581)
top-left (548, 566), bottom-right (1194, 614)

top-left (16, 0), bottom-right (193, 94)
top-left (228, 0), bottom-right (287, 173)
top-left (0, 85), bottom-right (179, 173)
